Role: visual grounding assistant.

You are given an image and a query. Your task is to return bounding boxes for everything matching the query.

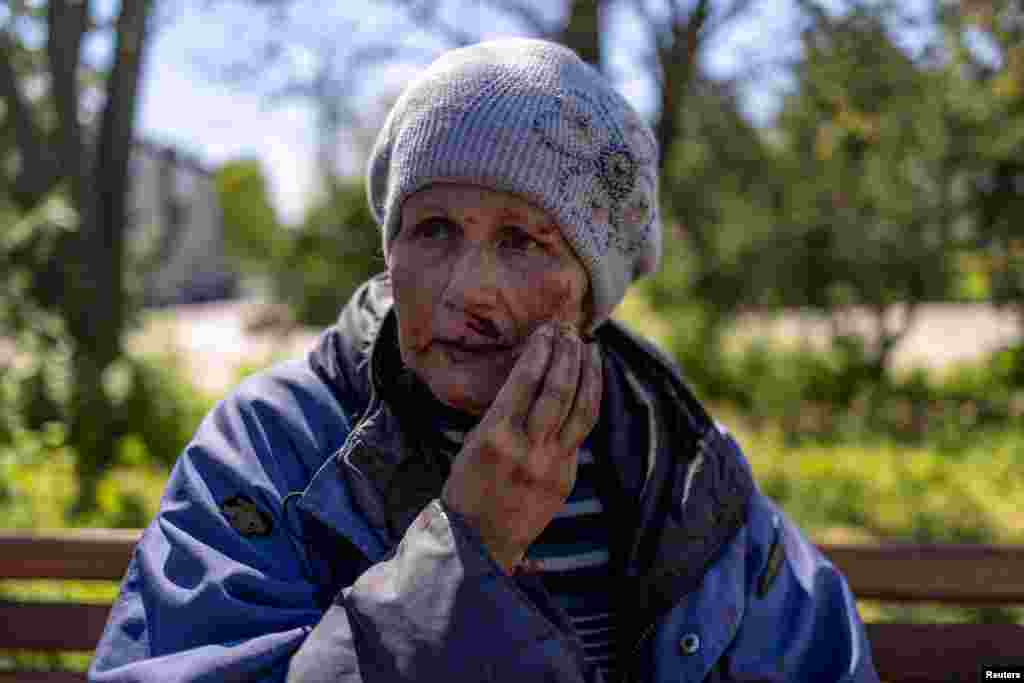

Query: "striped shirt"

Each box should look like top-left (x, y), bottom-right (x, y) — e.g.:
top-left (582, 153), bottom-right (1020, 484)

top-left (440, 429), bottom-right (619, 679)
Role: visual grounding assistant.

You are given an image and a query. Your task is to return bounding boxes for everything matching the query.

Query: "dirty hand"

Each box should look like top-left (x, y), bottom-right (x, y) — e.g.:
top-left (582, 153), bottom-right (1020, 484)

top-left (440, 321), bottom-right (603, 574)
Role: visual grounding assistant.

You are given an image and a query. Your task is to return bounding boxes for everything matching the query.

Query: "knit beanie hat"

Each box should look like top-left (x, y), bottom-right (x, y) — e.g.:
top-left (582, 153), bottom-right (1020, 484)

top-left (367, 37), bottom-right (662, 335)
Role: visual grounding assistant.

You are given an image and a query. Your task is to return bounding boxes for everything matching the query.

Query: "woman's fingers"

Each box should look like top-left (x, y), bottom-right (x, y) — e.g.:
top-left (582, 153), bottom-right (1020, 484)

top-left (526, 326), bottom-right (583, 441)
top-left (494, 323), bottom-right (557, 428)
top-left (445, 323), bottom-right (595, 573)
top-left (559, 342), bottom-right (603, 449)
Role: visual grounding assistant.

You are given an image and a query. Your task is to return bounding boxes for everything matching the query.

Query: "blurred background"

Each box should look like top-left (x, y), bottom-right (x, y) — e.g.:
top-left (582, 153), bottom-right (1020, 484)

top-left (1, 0), bottom-right (1023, 671)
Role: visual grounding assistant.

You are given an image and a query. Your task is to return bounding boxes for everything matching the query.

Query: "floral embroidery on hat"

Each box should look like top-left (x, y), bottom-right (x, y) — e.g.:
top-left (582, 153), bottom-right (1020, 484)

top-left (608, 173), bottom-right (656, 254)
top-left (534, 93), bottom-right (612, 159)
top-left (598, 145), bottom-right (638, 201)
top-left (531, 88), bottom-right (656, 256)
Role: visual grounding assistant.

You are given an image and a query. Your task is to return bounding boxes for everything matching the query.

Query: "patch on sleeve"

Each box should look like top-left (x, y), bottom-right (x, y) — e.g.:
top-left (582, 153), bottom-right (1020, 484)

top-left (221, 494), bottom-right (273, 537)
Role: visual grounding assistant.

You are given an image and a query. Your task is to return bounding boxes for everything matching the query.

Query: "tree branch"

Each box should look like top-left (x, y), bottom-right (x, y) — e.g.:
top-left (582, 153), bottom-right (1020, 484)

top-left (96, 0), bottom-right (152, 200)
top-left (648, 0), bottom-right (712, 170)
top-left (47, 0), bottom-right (90, 199)
top-left (0, 30), bottom-right (60, 209)
top-left (389, 0), bottom-right (558, 43)
top-left (705, 0), bottom-right (756, 38)
top-left (85, 0), bottom-right (153, 346)
top-left (558, 0), bottom-right (602, 66)
top-left (386, 0), bottom-right (482, 47)
top-left (485, 0), bottom-right (555, 36)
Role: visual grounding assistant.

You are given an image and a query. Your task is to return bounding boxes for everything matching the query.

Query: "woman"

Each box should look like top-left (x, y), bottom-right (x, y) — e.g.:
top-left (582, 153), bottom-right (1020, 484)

top-left (90, 38), bottom-right (878, 682)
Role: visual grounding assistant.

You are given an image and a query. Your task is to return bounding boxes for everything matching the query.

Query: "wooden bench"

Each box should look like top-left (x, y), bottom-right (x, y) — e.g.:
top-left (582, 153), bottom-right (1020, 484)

top-left (1, 531), bottom-right (1022, 681)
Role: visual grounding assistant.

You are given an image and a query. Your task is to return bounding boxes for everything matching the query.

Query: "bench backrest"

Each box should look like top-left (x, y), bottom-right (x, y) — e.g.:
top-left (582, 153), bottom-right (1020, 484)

top-left (1, 531), bottom-right (1022, 682)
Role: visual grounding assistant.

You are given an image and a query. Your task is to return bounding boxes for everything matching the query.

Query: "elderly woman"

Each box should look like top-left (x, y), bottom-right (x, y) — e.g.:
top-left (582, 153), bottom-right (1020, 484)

top-left (90, 39), bottom-right (878, 682)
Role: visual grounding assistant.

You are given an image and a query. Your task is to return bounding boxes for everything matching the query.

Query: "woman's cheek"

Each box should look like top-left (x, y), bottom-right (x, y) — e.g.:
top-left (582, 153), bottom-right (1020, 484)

top-left (389, 257), bottom-right (437, 353)
top-left (527, 271), bottom-right (588, 328)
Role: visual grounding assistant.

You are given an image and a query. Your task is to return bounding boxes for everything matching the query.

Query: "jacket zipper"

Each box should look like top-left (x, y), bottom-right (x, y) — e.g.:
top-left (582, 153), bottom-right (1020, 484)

top-left (617, 434), bottom-right (712, 683)
top-left (620, 619), bottom-right (659, 683)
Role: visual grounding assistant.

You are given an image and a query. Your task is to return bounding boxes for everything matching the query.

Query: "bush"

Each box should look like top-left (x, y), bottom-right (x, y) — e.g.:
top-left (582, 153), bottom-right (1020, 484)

top-left (0, 351), bottom-right (215, 526)
top-left (670, 322), bottom-right (1024, 446)
top-left (114, 353), bottom-right (217, 469)
top-left (272, 179), bottom-right (386, 327)
top-left (736, 420), bottom-right (1023, 545)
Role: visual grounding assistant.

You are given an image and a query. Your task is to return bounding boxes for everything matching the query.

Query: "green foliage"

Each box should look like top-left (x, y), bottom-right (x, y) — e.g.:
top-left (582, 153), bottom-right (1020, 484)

top-left (0, 194), bottom-right (77, 449)
top-left (0, 346), bottom-right (213, 525)
top-left (113, 353), bottom-right (218, 470)
top-left (643, 1), bottom-right (1024, 452)
top-left (212, 163), bottom-right (385, 327)
top-left (737, 417), bottom-right (1024, 546)
top-left (698, 336), bottom-right (1024, 447)
top-left (652, 78), bottom-right (782, 320)
top-left (272, 178), bottom-right (386, 326)
top-left (0, 343), bottom-right (205, 530)
top-left (772, 10), bottom-right (959, 315)
top-left (215, 158), bottom-right (289, 278)
top-left (938, 2), bottom-right (1024, 321)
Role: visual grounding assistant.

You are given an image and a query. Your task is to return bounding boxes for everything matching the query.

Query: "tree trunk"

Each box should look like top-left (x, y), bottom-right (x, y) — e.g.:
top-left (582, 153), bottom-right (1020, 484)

top-left (558, 0), bottom-right (602, 68)
top-left (66, 0), bottom-right (153, 518)
top-left (651, 0), bottom-right (710, 173)
top-left (67, 344), bottom-right (121, 521)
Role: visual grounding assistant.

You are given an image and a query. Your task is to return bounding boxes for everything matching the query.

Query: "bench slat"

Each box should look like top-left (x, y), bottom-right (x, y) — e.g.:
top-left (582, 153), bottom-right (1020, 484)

top-left (4, 531), bottom-right (1024, 604)
top-left (0, 531), bottom-right (137, 581)
top-left (867, 623), bottom-right (1024, 682)
top-left (0, 672), bottom-right (87, 683)
top-left (823, 544), bottom-right (1024, 604)
top-left (0, 602), bottom-right (112, 651)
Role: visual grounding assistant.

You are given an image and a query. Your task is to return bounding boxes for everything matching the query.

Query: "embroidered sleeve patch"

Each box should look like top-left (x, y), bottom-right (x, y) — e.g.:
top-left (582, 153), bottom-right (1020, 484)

top-left (221, 494), bottom-right (273, 537)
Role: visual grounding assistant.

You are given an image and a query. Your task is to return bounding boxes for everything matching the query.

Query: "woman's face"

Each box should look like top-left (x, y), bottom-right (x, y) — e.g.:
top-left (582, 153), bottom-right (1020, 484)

top-left (388, 183), bottom-right (591, 417)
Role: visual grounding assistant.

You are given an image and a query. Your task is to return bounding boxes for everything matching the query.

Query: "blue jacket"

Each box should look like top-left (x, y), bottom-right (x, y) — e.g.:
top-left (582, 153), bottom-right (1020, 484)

top-left (90, 274), bottom-right (879, 682)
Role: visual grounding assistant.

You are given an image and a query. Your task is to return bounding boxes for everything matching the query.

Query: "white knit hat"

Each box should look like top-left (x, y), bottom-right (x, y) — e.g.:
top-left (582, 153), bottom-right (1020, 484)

top-left (367, 37), bottom-right (662, 334)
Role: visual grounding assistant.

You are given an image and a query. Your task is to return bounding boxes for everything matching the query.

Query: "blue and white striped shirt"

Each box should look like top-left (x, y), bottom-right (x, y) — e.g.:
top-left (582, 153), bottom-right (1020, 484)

top-left (441, 430), bottom-right (620, 679)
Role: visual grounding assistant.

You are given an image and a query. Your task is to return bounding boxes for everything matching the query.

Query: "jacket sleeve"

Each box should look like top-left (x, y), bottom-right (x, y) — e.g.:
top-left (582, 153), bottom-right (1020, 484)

top-left (89, 368), bottom-right (605, 683)
top-left (722, 490), bottom-right (880, 683)
top-left (287, 498), bottom-right (606, 682)
top-left (88, 368), bottom-right (344, 683)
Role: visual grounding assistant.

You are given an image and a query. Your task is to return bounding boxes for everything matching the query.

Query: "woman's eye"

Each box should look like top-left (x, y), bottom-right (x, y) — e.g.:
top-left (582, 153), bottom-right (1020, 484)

top-left (500, 228), bottom-right (543, 252)
top-left (414, 218), bottom-right (455, 240)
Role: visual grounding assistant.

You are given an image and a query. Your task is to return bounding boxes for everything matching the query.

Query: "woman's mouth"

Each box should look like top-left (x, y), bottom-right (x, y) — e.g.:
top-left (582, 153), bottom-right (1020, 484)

top-left (438, 340), bottom-right (517, 363)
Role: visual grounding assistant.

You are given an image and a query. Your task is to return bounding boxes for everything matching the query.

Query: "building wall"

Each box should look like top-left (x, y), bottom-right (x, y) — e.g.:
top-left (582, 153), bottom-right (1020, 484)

top-left (127, 143), bottom-right (237, 307)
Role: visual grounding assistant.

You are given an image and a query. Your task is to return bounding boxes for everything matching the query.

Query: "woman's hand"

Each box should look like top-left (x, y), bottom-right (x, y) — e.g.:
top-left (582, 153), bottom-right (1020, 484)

top-left (440, 321), bottom-right (603, 573)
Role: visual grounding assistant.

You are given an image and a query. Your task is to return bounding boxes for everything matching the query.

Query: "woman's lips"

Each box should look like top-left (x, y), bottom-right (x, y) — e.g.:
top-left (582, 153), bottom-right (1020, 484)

top-left (438, 340), bottom-right (517, 364)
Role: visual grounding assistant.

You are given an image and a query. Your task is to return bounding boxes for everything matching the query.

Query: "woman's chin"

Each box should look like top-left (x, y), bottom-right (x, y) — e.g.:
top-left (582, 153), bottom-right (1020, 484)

top-left (416, 351), bottom-right (512, 417)
top-left (431, 377), bottom-right (501, 417)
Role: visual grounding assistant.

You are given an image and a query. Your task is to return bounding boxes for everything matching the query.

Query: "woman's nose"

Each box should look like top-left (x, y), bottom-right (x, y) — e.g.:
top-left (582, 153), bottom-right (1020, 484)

top-left (443, 243), bottom-right (500, 311)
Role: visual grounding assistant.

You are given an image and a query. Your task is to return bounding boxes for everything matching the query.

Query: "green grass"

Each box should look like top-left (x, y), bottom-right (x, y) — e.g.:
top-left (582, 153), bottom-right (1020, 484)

top-left (729, 414), bottom-right (1024, 546)
top-left (720, 410), bottom-right (1024, 628)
